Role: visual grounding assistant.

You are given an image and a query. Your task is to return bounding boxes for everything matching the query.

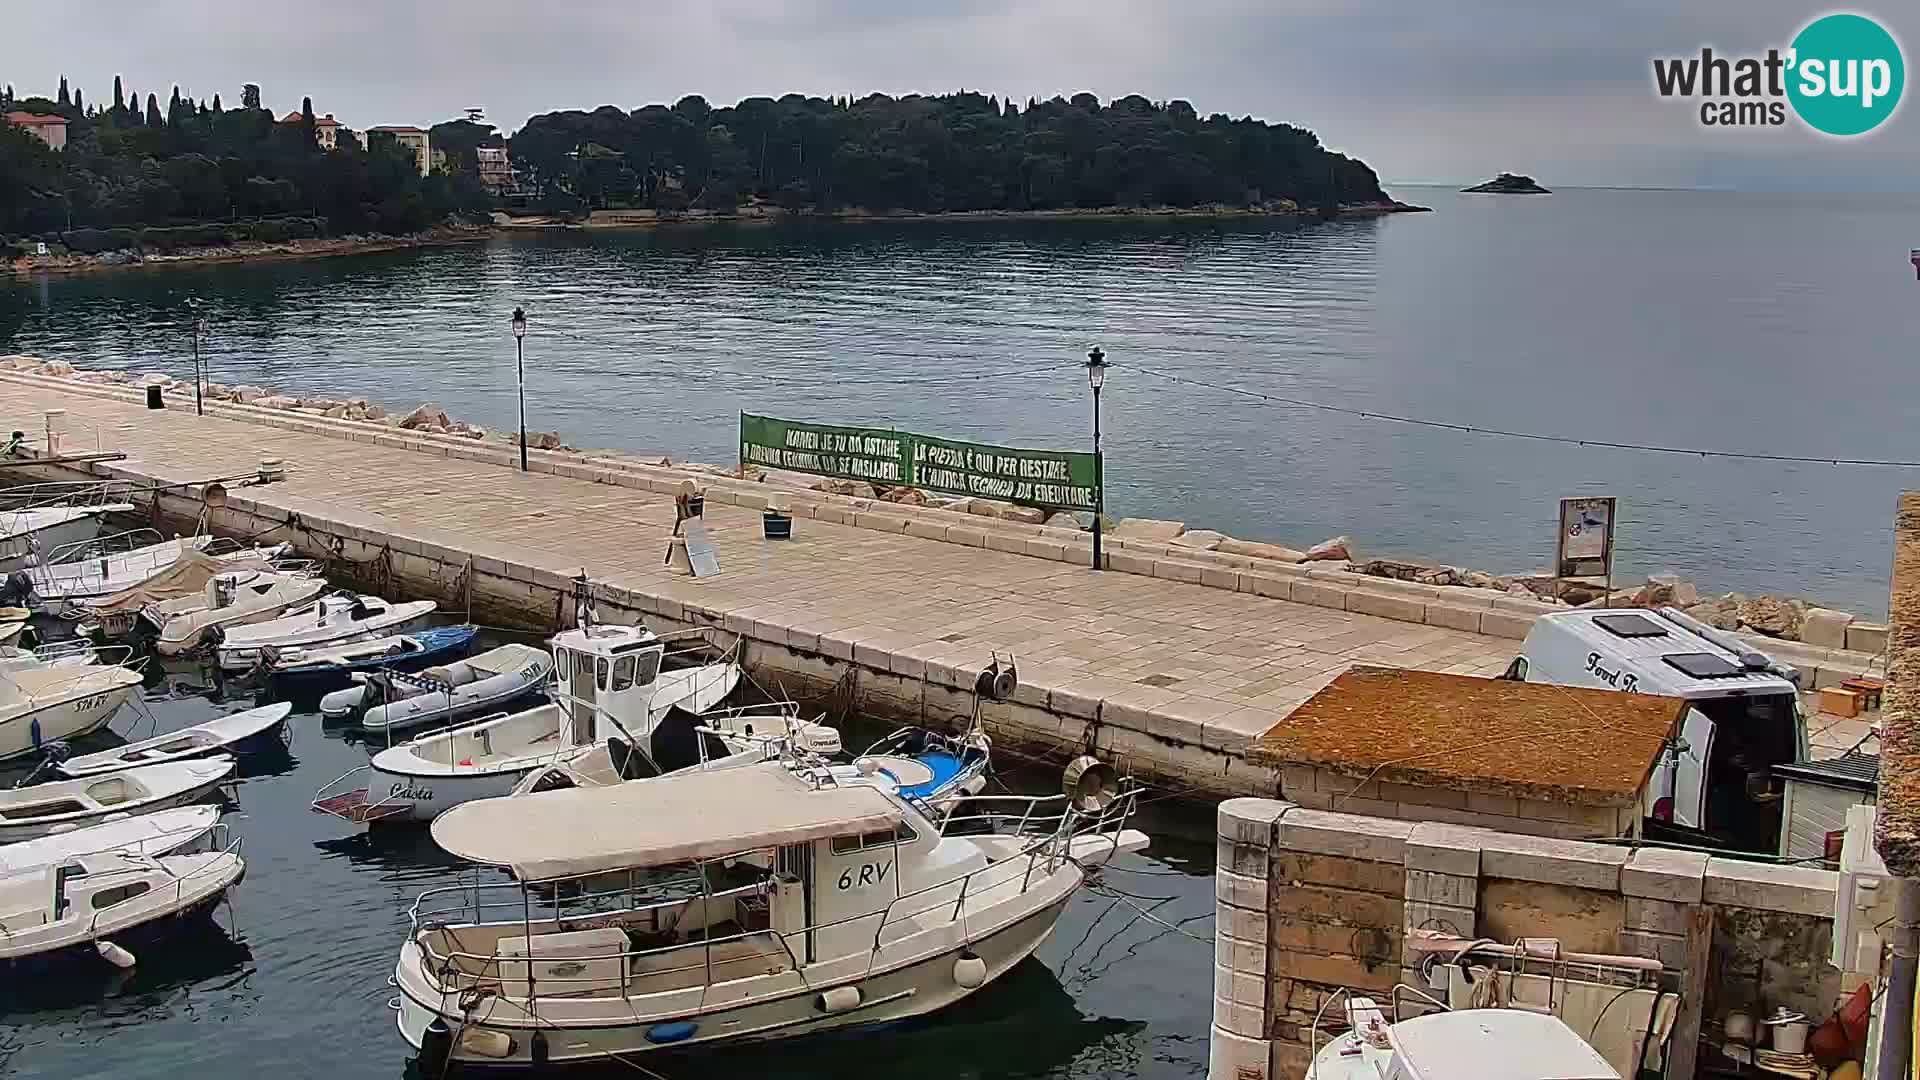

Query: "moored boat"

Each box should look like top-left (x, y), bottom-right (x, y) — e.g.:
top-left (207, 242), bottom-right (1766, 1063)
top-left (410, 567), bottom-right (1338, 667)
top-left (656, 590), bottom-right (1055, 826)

top-left (268, 625), bottom-right (479, 695)
top-left (0, 502), bottom-right (135, 570)
top-left (0, 649), bottom-right (145, 763)
top-left (25, 533), bottom-right (291, 613)
top-left (393, 757), bottom-right (1146, 1067)
top-left (327, 642), bottom-right (552, 731)
top-left (0, 758), bottom-right (235, 844)
top-left (311, 619), bottom-right (787, 826)
top-left (215, 594), bottom-right (437, 671)
top-left (0, 846), bottom-right (244, 965)
top-left (0, 805), bottom-right (225, 876)
top-left (54, 702), bottom-right (293, 778)
top-left (140, 566), bottom-right (331, 656)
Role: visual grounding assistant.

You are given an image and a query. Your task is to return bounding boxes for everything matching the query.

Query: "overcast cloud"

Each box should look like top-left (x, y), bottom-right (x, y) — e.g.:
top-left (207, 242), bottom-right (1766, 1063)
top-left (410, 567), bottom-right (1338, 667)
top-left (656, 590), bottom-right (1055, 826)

top-left (8, 0), bottom-right (1915, 191)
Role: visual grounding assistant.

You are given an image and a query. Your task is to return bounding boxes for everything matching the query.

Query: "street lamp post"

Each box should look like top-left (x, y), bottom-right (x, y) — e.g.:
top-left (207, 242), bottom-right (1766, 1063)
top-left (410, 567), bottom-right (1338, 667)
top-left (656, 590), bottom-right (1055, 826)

top-left (191, 315), bottom-right (208, 416)
top-left (511, 307), bottom-right (528, 472)
top-left (1085, 346), bottom-right (1109, 571)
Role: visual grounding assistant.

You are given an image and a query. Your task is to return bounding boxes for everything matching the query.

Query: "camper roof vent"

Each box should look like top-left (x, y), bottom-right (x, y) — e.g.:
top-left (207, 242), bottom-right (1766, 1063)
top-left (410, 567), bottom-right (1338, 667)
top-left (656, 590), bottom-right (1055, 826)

top-left (1663, 652), bottom-right (1746, 680)
top-left (1594, 613), bottom-right (1670, 639)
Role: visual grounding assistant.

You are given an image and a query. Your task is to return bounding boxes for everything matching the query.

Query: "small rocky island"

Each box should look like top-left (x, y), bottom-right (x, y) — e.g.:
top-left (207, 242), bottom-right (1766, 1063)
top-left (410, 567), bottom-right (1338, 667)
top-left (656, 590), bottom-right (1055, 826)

top-left (1461, 173), bottom-right (1551, 194)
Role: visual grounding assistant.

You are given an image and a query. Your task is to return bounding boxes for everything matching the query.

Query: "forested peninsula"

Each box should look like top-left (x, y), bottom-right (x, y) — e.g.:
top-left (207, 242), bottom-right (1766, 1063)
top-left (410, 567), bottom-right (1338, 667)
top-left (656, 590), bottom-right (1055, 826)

top-left (4, 82), bottom-right (1411, 271)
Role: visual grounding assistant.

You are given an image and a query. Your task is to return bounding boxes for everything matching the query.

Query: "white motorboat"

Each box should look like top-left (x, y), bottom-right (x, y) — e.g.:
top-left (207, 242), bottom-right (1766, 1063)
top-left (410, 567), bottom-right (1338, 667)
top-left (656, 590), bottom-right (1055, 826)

top-left (0, 650), bottom-right (145, 763)
top-left (0, 503), bottom-right (134, 569)
top-left (312, 619), bottom-right (804, 826)
top-left (330, 644), bottom-right (554, 732)
top-left (55, 702), bottom-right (293, 778)
top-left (26, 534), bottom-right (291, 612)
top-left (216, 594), bottom-right (438, 671)
top-left (394, 758), bottom-right (1147, 1067)
top-left (142, 566), bottom-right (329, 656)
top-left (0, 847), bottom-right (244, 964)
top-left (1308, 999), bottom-right (1621, 1080)
top-left (0, 805), bottom-right (224, 875)
top-left (0, 758), bottom-right (234, 844)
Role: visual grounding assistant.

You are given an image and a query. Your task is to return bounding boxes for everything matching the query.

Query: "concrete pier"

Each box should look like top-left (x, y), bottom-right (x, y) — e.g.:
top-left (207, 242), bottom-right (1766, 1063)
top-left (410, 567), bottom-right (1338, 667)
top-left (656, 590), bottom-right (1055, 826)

top-left (0, 370), bottom-right (1886, 795)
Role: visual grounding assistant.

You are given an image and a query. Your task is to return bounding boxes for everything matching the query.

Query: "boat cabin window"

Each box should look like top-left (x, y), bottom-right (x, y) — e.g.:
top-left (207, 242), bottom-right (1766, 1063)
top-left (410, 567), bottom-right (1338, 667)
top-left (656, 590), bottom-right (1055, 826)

top-left (553, 647), bottom-right (573, 693)
top-left (611, 655), bottom-right (637, 692)
top-left (830, 823), bottom-right (917, 855)
top-left (572, 650), bottom-right (594, 695)
top-left (633, 648), bottom-right (661, 686)
top-left (596, 657), bottom-right (611, 692)
top-left (91, 881), bottom-right (151, 910)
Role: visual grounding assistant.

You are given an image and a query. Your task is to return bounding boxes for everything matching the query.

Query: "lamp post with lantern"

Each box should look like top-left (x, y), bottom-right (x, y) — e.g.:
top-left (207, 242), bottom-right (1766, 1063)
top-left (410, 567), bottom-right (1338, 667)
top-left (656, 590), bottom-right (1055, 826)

top-left (1085, 346), bottom-right (1110, 570)
top-left (511, 307), bottom-right (528, 472)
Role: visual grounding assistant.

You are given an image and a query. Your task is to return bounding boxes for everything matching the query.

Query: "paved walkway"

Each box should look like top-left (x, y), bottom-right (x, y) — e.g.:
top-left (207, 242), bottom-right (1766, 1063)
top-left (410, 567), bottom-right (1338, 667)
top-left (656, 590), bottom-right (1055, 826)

top-left (1, 380), bottom-right (1517, 752)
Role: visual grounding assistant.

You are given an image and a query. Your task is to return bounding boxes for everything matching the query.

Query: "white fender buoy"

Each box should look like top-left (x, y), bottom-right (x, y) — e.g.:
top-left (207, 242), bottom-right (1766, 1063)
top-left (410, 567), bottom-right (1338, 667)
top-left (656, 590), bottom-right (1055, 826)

top-left (95, 940), bottom-right (137, 969)
top-left (816, 986), bottom-right (863, 1013)
top-left (954, 953), bottom-right (987, 988)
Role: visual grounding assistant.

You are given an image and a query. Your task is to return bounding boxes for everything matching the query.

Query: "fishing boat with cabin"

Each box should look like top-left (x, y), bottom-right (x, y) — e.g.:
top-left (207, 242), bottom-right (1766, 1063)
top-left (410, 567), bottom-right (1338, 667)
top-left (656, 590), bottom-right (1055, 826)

top-left (392, 755), bottom-right (1147, 1067)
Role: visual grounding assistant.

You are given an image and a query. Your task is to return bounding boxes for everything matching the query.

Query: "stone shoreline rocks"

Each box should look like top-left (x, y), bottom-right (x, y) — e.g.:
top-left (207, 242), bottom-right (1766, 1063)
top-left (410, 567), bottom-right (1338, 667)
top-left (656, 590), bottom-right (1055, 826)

top-left (0, 351), bottom-right (1888, 653)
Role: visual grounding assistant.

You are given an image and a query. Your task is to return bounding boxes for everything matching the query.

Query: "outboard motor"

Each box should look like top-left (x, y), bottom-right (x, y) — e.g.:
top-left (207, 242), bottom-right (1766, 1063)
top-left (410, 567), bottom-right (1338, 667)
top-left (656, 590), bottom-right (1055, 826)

top-left (0, 570), bottom-right (34, 610)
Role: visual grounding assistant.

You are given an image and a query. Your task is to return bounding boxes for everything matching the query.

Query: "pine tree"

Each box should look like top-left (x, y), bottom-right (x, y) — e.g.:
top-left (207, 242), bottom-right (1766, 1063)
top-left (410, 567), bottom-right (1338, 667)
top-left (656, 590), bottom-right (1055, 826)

top-left (212, 93), bottom-right (223, 113)
top-left (57, 76), bottom-right (69, 106)
top-left (241, 83), bottom-right (261, 111)
top-left (146, 93), bottom-right (162, 128)
top-left (113, 76), bottom-right (125, 114)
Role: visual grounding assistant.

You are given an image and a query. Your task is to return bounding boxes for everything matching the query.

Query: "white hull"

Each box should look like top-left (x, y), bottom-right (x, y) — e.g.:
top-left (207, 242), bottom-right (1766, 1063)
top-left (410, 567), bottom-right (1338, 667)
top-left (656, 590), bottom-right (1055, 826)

top-left (0, 684), bottom-right (139, 762)
top-left (217, 598), bottom-right (437, 670)
top-left (0, 509), bottom-right (122, 570)
top-left (0, 759), bottom-right (235, 844)
top-left (396, 894), bottom-right (1070, 1063)
top-left (364, 762), bottom-right (540, 824)
top-left (149, 576), bottom-right (328, 655)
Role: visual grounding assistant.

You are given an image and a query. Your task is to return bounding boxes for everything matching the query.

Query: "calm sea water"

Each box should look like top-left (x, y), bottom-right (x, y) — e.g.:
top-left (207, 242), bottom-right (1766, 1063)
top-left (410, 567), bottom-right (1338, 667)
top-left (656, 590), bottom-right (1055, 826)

top-left (4, 186), bottom-right (1920, 615)
top-left (0, 643), bottom-right (1217, 1080)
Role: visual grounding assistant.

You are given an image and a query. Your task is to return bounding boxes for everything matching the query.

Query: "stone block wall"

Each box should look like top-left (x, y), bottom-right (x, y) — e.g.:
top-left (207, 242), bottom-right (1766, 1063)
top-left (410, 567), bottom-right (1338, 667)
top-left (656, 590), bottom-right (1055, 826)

top-left (1274, 762), bottom-right (1639, 841)
top-left (1212, 799), bottom-right (1842, 1080)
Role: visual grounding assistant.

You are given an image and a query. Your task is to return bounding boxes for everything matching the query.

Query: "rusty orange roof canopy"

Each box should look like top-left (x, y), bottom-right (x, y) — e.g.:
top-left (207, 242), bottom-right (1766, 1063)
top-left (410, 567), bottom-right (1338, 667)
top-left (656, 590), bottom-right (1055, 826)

top-left (1249, 667), bottom-right (1687, 807)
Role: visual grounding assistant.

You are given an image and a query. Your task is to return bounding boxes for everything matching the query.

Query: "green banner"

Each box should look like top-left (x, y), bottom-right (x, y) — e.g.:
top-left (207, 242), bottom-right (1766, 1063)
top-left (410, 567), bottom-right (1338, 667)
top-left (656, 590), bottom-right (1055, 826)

top-left (740, 413), bottom-right (1100, 512)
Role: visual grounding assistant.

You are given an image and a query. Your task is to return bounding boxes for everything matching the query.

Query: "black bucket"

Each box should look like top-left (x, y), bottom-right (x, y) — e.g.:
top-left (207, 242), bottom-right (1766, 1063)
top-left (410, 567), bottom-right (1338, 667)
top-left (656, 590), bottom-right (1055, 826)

top-left (687, 494), bottom-right (705, 517)
top-left (763, 511), bottom-right (792, 540)
top-left (145, 384), bottom-right (164, 409)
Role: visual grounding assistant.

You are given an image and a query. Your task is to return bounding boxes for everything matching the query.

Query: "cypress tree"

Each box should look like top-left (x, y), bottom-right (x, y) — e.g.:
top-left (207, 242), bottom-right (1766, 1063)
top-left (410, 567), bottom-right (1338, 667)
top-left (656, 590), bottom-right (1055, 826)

top-left (146, 93), bottom-right (162, 128)
top-left (72, 88), bottom-right (83, 112)
top-left (300, 95), bottom-right (317, 145)
top-left (168, 85), bottom-right (183, 126)
top-left (113, 75), bottom-right (124, 114)
top-left (57, 76), bottom-right (69, 106)
top-left (212, 93), bottom-right (223, 113)
top-left (126, 87), bottom-right (141, 125)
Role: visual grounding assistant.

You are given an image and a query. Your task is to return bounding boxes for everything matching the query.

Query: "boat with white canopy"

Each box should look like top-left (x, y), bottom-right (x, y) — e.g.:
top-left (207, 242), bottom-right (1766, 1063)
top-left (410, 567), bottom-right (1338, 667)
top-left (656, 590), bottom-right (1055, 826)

top-left (392, 757), bottom-right (1146, 1067)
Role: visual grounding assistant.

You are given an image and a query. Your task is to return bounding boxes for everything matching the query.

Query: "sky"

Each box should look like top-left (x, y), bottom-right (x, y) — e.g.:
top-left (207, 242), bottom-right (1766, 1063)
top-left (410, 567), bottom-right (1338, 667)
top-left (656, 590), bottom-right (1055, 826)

top-left (7, 0), bottom-right (1916, 192)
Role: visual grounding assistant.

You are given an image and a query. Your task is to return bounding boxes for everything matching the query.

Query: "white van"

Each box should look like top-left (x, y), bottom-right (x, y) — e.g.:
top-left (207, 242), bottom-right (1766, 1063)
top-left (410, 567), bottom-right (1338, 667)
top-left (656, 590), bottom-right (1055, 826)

top-left (1505, 607), bottom-right (1806, 852)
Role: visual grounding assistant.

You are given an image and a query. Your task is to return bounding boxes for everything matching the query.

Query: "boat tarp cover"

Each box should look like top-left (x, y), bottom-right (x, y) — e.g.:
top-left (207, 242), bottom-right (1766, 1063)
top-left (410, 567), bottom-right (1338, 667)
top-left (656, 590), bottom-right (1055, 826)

top-left (432, 763), bottom-right (904, 879)
top-left (86, 550), bottom-right (272, 614)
